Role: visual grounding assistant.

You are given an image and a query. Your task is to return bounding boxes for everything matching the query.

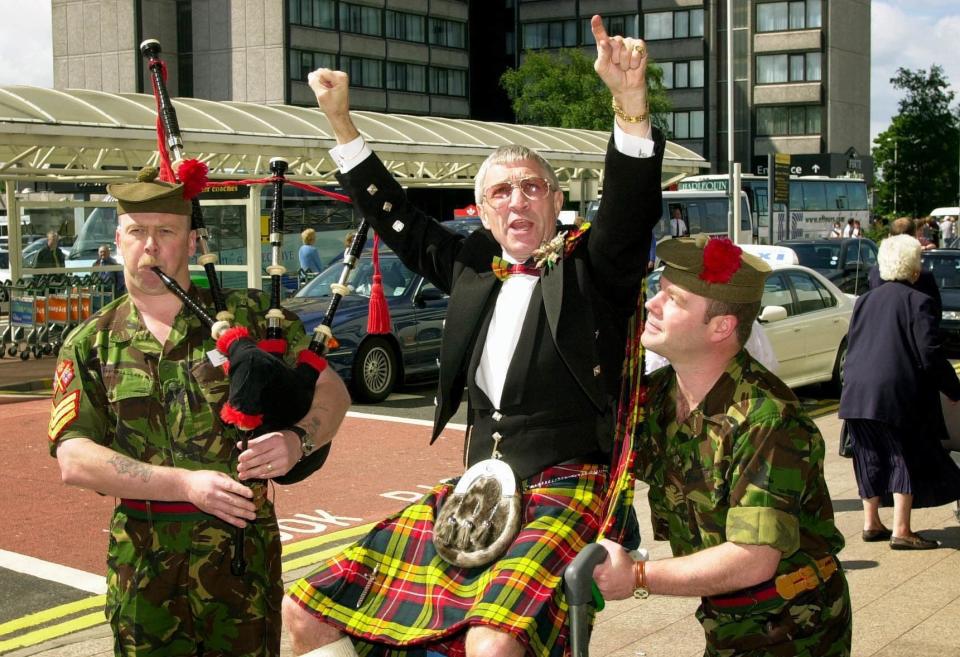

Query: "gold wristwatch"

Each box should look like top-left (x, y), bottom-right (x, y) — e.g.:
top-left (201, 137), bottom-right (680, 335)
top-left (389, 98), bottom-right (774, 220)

top-left (289, 424), bottom-right (315, 458)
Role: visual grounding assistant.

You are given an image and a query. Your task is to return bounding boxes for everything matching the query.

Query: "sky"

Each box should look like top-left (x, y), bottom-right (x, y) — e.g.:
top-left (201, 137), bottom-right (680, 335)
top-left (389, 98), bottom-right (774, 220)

top-left (0, 1), bottom-right (957, 147)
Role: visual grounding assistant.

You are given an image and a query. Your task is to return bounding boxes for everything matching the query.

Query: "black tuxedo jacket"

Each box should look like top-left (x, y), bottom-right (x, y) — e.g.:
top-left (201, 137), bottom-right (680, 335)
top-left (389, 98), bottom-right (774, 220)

top-left (336, 132), bottom-right (666, 448)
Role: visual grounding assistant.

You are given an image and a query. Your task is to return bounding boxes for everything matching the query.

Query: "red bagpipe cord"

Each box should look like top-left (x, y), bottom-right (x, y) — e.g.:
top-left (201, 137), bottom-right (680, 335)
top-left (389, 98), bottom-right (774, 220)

top-left (596, 288), bottom-right (647, 543)
top-left (147, 59), bottom-right (177, 184)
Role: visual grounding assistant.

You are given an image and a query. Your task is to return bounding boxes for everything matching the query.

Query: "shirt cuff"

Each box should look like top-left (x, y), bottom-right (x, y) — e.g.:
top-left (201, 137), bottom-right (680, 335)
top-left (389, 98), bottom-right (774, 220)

top-left (329, 135), bottom-right (372, 173)
top-left (613, 122), bottom-right (655, 159)
top-left (726, 506), bottom-right (800, 557)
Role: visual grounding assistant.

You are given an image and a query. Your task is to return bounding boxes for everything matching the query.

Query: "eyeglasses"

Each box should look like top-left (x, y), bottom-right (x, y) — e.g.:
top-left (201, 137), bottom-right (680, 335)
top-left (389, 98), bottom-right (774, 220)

top-left (482, 177), bottom-right (554, 207)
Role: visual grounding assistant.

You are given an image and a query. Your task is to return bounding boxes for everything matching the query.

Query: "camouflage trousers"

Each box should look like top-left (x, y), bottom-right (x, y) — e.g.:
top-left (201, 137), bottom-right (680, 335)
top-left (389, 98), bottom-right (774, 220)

top-left (106, 504), bottom-right (282, 657)
top-left (697, 568), bottom-right (852, 657)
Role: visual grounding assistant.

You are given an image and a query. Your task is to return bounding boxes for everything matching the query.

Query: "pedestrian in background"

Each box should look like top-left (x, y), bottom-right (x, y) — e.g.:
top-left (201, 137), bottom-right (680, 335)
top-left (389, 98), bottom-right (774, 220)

top-left (839, 234), bottom-right (960, 550)
top-left (299, 228), bottom-right (325, 272)
top-left (35, 230), bottom-right (66, 268)
top-left (93, 244), bottom-right (125, 295)
top-left (940, 215), bottom-right (956, 246)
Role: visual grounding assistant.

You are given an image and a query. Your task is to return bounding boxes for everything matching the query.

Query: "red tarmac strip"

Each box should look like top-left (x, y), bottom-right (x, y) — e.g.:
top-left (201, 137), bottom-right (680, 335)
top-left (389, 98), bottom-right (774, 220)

top-left (2, 399), bottom-right (463, 575)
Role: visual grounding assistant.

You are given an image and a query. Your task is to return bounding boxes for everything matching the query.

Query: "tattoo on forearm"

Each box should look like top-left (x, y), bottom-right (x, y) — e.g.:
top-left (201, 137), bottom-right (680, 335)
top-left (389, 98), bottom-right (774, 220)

top-left (108, 454), bottom-right (153, 482)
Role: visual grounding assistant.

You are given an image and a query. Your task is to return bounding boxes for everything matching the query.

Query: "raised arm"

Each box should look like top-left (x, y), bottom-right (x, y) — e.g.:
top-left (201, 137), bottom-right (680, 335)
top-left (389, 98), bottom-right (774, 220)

top-left (308, 68), bottom-right (361, 146)
top-left (591, 15), bottom-right (652, 140)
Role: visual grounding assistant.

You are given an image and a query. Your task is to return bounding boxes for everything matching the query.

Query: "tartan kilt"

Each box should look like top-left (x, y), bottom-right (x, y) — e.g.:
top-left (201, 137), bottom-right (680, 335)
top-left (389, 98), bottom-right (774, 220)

top-left (288, 463), bottom-right (608, 657)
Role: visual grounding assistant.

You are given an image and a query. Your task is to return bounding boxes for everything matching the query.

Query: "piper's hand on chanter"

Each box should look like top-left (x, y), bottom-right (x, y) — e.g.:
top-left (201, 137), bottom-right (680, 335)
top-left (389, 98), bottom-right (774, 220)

top-left (308, 68), bottom-right (360, 144)
top-left (184, 469), bottom-right (257, 528)
top-left (591, 15), bottom-right (651, 138)
top-left (236, 431), bottom-right (302, 481)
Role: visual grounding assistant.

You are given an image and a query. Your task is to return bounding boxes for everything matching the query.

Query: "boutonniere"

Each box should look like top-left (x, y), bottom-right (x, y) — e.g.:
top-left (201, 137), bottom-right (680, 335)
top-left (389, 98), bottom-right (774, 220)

top-left (532, 222), bottom-right (591, 269)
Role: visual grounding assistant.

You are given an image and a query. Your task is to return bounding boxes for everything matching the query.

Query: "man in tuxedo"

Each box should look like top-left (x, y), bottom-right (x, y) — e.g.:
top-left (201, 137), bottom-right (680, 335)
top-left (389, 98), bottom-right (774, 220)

top-left (282, 15), bottom-right (664, 657)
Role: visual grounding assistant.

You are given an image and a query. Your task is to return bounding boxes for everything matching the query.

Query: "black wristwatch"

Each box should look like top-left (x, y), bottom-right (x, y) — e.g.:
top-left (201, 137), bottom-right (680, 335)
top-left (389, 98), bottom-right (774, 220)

top-left (288, 424), bottom-right (315, 458)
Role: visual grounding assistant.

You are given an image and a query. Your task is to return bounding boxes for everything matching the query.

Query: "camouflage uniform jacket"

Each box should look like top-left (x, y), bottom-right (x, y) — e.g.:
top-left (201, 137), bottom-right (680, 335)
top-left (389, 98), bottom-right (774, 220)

top-left (636, 349), bottom-right (844, 578)
top-left (48, 286), bottom-right (309, 518)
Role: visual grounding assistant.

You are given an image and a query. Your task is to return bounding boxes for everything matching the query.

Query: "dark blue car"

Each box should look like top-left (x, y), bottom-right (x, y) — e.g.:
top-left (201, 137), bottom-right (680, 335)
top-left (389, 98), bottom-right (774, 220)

top-left (282, 220), bottom-right (481, 402)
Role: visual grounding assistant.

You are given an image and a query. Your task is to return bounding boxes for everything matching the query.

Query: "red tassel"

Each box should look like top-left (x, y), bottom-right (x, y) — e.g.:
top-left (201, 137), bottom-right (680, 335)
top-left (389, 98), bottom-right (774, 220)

top-left (367, 234), bottom-right (391, 335)
top-left (220, 402), bottom-right (263, 431)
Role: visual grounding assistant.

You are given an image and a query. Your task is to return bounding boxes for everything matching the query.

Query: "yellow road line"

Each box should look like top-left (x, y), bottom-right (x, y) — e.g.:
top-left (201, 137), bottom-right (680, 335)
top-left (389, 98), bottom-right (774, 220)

top-left (281, 522), bottom-right (374, 557)
top-left (0, 595), bottom-right (104, 636)
top-left (0, 612), bottom-right (104, 653)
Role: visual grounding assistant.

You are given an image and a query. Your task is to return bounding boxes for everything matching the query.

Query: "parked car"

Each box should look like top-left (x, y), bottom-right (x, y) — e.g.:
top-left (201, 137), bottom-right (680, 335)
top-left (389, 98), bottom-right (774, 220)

top-left (775, 238), bottom-right (877, 295)
top-left (282, 219), bottom-right (482, 402)
top-left (921, 248), bottom-right (960, 357)
top-left (283, 250), bottom-right (448, 402)
top-left (647, 245), bottom-right (853, 391)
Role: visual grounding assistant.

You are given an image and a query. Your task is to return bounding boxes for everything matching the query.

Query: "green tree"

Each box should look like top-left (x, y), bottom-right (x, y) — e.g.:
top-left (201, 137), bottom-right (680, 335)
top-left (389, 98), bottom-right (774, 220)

top-left (872, 65), bottom-right (960, 218)
top-left (500, 49), bottom-right (670, 132)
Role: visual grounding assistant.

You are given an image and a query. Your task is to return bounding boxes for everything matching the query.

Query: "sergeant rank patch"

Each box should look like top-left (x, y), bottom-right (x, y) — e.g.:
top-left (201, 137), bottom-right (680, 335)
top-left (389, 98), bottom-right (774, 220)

top-left (48, 390), bottom-right (80, 441)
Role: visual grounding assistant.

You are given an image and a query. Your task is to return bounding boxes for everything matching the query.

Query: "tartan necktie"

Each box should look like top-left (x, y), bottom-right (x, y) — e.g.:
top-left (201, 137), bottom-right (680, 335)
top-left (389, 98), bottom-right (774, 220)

top-left (491, 255), bottom-right (541, 281)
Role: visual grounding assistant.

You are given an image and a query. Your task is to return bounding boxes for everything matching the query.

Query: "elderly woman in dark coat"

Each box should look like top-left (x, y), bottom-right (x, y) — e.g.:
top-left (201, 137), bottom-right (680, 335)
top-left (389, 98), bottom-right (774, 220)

top-left (839, 234), bottom-right (960, 549)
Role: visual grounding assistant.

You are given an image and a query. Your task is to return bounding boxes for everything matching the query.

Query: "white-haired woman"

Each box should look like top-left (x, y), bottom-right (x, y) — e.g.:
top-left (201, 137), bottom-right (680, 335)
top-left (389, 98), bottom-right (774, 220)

top-left (839, 234), bottom-right (960, 549)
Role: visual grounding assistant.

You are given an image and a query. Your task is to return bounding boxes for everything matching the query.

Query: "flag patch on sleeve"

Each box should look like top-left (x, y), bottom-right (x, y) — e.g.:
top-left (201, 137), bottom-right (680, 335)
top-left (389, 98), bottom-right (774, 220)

top-left (48, 390), bottom-right (81, 441)
top-left (53, 360), bottom-right (75, 395)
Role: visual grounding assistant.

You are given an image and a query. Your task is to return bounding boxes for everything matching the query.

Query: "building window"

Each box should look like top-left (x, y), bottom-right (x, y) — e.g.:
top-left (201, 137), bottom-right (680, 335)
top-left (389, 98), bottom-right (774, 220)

top-left (386, 61), bottom-right (426, 92)
top-left (581, 14), bottom-right (637, 45)
top-left (339, 2), bottom-right (382, 37)
top-left (661, 60), bottom-right (705, 89)
top-left (288, 0), bottom-right (335, 29)
top-left (756, 105), bottom-right (821, 135)
top-left (757, 1), bottom-right (821, 32)
top-left (757, 52), bottom-right (821, 83)
top-left (289, 49), bottom-right (336, 83)
top-left (385, 10), bottom-right (426, 43)
top-left (429, 17), bottom-right (466, 48)
top-left (665, 110), bottom-right (705, 139)
top-left (644, 9), bottom-right (704, 40)
top-left (341, 55), bottom-right (383, 88)
top-left (429, 67), bottom-right (467, 96)
top-left (521, 20), bottom-right (576, 48)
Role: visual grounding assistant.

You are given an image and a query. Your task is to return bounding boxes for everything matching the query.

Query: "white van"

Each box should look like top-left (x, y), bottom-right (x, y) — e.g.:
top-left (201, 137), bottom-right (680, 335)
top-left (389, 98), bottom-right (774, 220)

top-left (930, 207), bottom-right (959, 219)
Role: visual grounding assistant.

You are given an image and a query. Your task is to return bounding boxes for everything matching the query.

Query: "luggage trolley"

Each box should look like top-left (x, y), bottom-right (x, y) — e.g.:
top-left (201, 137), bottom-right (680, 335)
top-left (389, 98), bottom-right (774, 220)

top-left (44, 274), bottom-right (84, 357)
top-left (6, 278), bottom-right (48, 360)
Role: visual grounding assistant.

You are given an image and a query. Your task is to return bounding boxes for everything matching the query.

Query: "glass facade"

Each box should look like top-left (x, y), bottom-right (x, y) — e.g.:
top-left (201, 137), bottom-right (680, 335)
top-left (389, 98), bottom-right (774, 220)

top-left (644, 9), bottom-right (705, 40)
top-left (757, 1), bottom-right (821, 32)
top-left (385, 10), bottom-right (426, 43)
top-left (386, 62), bottom-right (427, 93)
top-left (662, 60), bottom-right (705, 89)
top-left (288, 0), bottom-right (336, 29)
top-left (522, 20), bottom-right (576, 48)
top-left (757, 52), bottom-right (821, 83)
top-left (756, 105), bottom-right (822, 135)
top-left (665, 110), bottom-right (705, 139)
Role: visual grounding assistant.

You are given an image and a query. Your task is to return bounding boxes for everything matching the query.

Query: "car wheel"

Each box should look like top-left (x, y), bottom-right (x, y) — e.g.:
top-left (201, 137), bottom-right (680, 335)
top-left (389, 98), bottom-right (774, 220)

top-left (351, 337), bottom-right (398, 403)
top-left (830, 338), bottom-right (847, 394)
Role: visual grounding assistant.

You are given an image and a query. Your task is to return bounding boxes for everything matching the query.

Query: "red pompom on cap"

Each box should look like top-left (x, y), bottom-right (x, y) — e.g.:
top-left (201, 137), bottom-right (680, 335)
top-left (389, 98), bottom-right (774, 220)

top-left (700, 238), bottom-right (743, 284)
top-left (177, 158), bottom-right (209, 200)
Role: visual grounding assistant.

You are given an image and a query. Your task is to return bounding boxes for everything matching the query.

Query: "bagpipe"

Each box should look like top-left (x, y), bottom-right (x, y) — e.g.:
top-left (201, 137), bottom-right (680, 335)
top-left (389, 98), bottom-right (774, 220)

top-left (139, 39), bottom-right (388, 574)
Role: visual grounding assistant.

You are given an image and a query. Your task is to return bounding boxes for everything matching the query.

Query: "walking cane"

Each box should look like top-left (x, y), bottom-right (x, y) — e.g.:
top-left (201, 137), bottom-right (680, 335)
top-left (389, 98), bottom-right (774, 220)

top-left (565, 545), bottom-right (649, 657)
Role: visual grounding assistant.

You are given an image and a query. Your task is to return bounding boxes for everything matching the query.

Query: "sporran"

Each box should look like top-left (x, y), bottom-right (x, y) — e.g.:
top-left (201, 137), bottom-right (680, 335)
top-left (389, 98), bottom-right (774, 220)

top-left (433, 459), bottom-right (521, 568)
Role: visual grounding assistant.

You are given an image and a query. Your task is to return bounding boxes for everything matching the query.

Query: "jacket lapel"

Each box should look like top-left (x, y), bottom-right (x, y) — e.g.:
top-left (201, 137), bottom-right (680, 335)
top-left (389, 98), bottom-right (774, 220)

top-left (541, 255), bottom-right (606, 411)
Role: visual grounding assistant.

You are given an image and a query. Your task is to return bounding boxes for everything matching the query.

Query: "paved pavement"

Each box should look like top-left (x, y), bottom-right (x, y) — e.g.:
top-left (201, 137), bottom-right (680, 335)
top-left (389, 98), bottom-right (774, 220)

top-left (1, 356), bottom-right (959, 656)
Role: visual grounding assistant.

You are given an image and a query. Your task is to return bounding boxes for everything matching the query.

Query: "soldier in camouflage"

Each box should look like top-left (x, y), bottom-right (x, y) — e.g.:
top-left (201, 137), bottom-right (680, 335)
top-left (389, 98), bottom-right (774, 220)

top-left (48, 169), bottom-right (351, 657)
top-left (592, 236), bottom-right (852, 656)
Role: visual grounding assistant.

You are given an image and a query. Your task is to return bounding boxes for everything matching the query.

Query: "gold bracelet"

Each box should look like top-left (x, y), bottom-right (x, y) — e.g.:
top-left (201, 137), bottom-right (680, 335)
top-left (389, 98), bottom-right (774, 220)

top-left (611, 98), bottom-right (649, 124)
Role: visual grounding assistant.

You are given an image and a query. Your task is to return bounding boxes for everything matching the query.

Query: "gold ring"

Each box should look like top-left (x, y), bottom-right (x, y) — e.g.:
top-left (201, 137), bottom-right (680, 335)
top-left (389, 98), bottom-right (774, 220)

top-left (266, 463), bottom-right (273, 471)
top-left (633, 44), bottom-right (646, 56)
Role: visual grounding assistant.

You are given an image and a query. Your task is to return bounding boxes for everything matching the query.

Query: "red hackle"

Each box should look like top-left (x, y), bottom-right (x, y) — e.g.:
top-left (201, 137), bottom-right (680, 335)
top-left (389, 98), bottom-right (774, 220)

top-left (700, 237), bottom-right (743, 284)
top-left (366, 233), bottom-right (391, 334)
top-left (177, 158), bottom-right (209, 199)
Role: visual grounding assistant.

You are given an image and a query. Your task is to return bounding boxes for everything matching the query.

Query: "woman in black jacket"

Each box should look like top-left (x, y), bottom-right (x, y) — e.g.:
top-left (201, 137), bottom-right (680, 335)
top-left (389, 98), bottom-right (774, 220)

top-left (839, 234), bottom-right (960, 549)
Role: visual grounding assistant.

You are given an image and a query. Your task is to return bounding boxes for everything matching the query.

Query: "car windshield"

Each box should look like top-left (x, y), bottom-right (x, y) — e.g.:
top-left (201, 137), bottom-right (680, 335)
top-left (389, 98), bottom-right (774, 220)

top-left (296, 254), bottom-right (417, 299)
top-left (69, 207), bottom-right (118, 261)
top-left (922, 254), bottom-right (960, 289)
top-left (788, 243), bottom-right (841, 269)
